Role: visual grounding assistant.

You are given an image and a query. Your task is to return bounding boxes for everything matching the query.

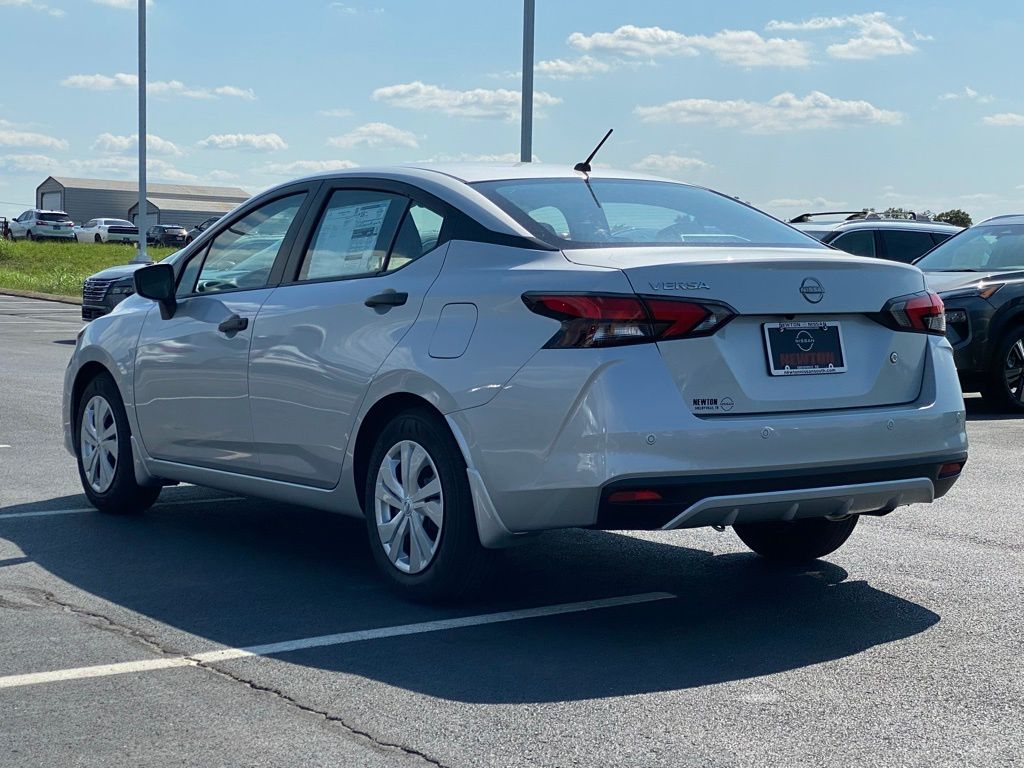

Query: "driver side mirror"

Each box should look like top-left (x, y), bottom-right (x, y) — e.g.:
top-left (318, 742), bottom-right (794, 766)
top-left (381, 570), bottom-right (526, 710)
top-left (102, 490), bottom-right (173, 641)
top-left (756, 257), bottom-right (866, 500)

top-left (134, 263), bottom-right (177, 320)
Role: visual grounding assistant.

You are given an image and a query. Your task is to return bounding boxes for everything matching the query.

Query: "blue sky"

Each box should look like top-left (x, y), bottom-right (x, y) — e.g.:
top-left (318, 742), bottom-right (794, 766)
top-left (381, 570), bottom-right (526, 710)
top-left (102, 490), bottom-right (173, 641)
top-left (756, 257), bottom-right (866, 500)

top-left (1, 0), bottom-right (1022, 222)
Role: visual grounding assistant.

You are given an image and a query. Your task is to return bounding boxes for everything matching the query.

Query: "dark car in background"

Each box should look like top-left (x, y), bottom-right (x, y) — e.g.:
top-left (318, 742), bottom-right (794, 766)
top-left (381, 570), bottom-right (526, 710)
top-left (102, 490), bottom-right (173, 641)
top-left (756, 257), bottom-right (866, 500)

top-left (918, 215), bottom-right (1024, 411)
top-left (186, 216), bottom-right (220, 244)
top-left (790, 211), bottom-right (961, 263)
top-left (81, 265), bottom-right (146, 320)
top-left (147, 224), bottom-right (189, 247)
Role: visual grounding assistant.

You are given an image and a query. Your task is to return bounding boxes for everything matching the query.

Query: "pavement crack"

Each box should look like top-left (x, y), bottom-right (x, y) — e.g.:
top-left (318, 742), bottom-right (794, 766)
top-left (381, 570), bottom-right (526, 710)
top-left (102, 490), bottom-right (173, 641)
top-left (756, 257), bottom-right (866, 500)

top-left (186, 659), bottom-right (451, 768)
top-left (14, 587), bottom-right (188, 658)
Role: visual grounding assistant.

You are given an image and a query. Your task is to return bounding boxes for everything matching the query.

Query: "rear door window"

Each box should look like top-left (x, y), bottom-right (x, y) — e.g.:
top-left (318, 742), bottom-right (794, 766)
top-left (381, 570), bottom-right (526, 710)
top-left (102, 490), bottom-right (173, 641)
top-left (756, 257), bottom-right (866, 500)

top-left (296, 190), bottom-right (407, 281)
top-left (879, 230), bottom-right (937, 263)
top-left (830, 230), bottom-right (876, 258)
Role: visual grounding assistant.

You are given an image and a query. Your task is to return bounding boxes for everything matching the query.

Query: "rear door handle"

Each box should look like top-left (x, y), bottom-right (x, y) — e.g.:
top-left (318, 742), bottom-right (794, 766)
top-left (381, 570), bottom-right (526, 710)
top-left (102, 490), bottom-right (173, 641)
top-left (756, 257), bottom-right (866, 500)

top-left (218, 314), bottom-right (248, 334)
top-left (365, 291), bottom-right (408, 308)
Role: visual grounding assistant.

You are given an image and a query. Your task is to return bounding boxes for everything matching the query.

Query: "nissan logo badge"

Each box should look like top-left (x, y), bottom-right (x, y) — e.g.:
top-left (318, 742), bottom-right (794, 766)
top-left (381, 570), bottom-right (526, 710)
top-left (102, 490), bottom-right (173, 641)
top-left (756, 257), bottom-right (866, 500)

top-left (800, 277), bottom-right (825, 304)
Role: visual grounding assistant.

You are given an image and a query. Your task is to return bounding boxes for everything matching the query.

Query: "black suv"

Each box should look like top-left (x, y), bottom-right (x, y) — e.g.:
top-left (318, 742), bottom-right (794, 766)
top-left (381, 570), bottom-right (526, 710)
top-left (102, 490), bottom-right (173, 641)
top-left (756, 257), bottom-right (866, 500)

top-left (790, 211), bottom-right (961, 263)
top-left (917, 215), bottom-right (1024, 411)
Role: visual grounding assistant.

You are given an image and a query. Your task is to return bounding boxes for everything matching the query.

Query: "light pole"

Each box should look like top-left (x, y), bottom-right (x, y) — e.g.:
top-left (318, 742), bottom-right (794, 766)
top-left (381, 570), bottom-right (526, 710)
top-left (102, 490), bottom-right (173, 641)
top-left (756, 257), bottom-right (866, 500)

top-left (134, 0), bottom-right (149, 263)
top-left (520, 0), bottom-right (534, 163)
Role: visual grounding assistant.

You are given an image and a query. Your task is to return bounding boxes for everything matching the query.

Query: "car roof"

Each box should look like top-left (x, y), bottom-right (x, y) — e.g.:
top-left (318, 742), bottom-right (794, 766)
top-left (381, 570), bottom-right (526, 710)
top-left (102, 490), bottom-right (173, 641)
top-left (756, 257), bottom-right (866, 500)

top-left (978, 214), bottom-right (1024, 226)
top-left (793, 218), bottom-right (961, 234)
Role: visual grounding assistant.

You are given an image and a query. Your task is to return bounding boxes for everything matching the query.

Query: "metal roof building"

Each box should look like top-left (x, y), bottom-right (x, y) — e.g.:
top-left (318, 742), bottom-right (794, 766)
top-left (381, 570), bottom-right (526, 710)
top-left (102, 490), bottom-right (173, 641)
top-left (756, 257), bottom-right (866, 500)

top-left (35, 176), bottom-right (249, 229)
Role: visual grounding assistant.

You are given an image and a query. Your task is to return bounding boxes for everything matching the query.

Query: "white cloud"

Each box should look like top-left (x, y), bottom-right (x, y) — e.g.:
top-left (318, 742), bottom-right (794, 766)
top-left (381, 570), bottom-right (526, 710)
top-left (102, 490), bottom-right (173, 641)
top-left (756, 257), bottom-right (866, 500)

top-left (197, 133), bottom-right (288, 151)
top-left (326, 122), bottom-right (419, 149)
top-left (425, 152), bottom-right (540, 162)
top-left (329, 2), bottom-right (383, 13)
top-left (91, 132), bottom-right (184, 156)
top-left (939, 86), bottom-right (994, 104)
top-left (767, 12), bottom-right (919, 60)
top-left (206, 169), bottom-right (239, 182)
top-left (767, 196), bottom-right (847, 208)
top-left (0, 153), bottom-right (196, 181)
top-left (633, 153), bottom-right (711, 175)
top-left (61, 72), bottom-right (255, 100)
top-left (91, 0), bottom-right (153, 8)
top-left (318, 108), bottom-right (354, 118)
top-left (567, 25), bottom-right (810, 68)
top-left (0, 0), bottom-right (63, 16)
top-left (372, 81), bottom-right (561, 119)
top-left (635, 91), bottom-right (903, 133)
top-left (0, 123), bottom-right (68, 151)
top-left (259, 159), bottom-right (358, 176)
top-left (983, 113), bottom-right (1024, 127)
top-left (536, 56), bottom-right (613, 79)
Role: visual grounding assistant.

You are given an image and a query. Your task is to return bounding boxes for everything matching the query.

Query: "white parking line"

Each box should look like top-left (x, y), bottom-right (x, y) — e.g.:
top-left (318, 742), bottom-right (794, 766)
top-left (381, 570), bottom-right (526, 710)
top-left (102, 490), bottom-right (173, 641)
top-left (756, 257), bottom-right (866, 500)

top-left (0, 592), bottom-right (674, 689)
top-left (0, 496), bottom-right (247, 520)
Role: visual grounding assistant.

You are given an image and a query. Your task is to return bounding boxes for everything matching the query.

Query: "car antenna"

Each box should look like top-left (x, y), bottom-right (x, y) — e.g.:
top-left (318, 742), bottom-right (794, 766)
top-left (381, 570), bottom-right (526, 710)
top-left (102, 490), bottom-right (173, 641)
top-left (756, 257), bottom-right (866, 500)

top-left (574, 128), bottom-right (613, 175)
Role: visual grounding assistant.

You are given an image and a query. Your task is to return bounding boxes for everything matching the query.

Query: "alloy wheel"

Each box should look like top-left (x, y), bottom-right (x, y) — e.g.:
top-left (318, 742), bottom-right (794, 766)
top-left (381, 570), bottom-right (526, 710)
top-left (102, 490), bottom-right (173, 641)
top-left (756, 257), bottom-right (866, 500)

top-left (1004, 338), bottom-right (1024, 403)
top-left (80, 395), bottom-right (118, 493)
top-left (374, 439), bottom-right (444, 574)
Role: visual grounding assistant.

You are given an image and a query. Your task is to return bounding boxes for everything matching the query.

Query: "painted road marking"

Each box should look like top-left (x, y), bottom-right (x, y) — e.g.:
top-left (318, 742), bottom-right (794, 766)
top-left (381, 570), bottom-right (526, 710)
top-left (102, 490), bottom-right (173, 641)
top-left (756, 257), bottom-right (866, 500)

top-left (0, 496), bottom-right (247, 520)
top-left (0, 592), bottom-right (675, 689)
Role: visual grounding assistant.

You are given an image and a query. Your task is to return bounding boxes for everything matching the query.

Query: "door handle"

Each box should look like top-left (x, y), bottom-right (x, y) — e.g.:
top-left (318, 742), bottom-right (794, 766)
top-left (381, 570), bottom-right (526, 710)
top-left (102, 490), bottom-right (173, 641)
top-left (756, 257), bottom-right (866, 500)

top-left (218, 314), bottom-right (249, 334)
top-left (365, 291), bottom-right (408, 308)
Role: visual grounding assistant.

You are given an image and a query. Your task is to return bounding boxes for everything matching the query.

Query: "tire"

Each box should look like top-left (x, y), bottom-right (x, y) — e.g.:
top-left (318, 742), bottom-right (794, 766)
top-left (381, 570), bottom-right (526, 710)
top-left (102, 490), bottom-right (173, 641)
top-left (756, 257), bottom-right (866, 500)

top-left (26, 231), bottom-right (33, 241)
top-left (74, 234), bottom-right (79, 243)
top-left (364, 407), bottom-right (493, 602)
top-left (75, 373), bottom-right (161, 514)
top-left (95, 234), bottom-right (102, 244)
top-left (980, 328), bottom-right (1024, 412)
top-left (733, 515), bottom-right (858, 563)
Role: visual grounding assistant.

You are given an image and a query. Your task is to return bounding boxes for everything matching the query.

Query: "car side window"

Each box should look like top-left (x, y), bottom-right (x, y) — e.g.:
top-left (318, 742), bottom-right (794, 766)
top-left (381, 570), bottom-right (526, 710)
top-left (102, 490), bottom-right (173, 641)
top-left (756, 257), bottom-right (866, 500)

top-left (84, 220), bottom-right (95, 228)
top-left (831, 230), bottom-right (875, 258)
top-left (296, 190), bottom-right (407, 281)
top-left (184, 193), bottom-right (306, 295)
top-left (386, 203), bottom-right (446, 272)
top-left (879, 230), bottom-right (936, 263)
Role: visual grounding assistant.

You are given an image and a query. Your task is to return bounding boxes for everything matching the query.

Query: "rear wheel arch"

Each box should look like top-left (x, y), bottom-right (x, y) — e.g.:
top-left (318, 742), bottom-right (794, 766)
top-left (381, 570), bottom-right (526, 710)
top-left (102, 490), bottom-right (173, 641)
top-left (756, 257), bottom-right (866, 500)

top-left (353, 393), bottom-right (462, 512)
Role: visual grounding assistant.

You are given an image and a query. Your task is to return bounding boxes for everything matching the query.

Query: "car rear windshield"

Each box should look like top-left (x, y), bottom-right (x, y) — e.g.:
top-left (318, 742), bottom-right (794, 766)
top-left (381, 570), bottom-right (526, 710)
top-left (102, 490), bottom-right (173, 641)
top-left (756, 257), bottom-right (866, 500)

top-left (915, 224), bottom-right (1024, 271)
top-left (472, 178), bottom-right (818, 249)
top-left (39, 212), bottom-right (72, 222)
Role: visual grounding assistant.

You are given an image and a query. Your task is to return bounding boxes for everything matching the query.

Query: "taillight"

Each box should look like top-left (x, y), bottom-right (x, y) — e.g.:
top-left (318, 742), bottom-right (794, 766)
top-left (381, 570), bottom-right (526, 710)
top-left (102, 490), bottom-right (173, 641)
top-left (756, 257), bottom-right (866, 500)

top-left (880, 291), bottom-right (946, 336)
top-left (522, 292), bottom-right (735, 348)
top-left (36, 220), bottom-right (46, 226)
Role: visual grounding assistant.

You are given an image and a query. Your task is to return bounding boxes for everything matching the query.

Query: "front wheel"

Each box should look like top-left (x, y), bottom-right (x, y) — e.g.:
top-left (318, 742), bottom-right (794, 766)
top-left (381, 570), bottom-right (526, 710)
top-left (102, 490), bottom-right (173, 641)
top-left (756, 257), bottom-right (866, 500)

top-left (75, 374), bottom-right (161, 514)
top-left (981, 329), bottom-right (1024, 412)
top-left (26, 231), bottom-right (33, 241)
top-left (364, 408), bottom-right (493, 602)
top-left (733, 516), bottom-right (858, 562)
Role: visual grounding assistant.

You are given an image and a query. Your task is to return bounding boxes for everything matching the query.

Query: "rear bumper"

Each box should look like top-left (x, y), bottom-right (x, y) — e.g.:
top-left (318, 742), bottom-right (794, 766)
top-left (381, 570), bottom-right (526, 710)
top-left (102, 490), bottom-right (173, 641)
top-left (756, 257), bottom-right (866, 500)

top-left (449, 336), bottom-right (967, 537)
top-left (597, 455), bottom-right (965, 530)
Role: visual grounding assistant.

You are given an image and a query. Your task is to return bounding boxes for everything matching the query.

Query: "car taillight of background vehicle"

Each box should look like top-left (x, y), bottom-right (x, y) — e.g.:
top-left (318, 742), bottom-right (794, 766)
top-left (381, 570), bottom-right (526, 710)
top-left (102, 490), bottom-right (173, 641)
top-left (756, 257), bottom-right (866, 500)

top-left (880, 291), bottom-right (946, 336)
top-left (522, 293), bottom-right (736, 348)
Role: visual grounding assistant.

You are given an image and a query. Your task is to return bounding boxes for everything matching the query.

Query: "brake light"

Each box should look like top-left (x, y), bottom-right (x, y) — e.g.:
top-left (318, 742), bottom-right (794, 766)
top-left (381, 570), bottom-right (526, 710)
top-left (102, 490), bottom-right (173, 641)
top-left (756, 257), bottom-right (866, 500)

top-left (880, 291), bottom-right (946, 336)
top-left (522, 293), bottom-right (735, 348)
top-left (36, 220), bottom-right (46, 226)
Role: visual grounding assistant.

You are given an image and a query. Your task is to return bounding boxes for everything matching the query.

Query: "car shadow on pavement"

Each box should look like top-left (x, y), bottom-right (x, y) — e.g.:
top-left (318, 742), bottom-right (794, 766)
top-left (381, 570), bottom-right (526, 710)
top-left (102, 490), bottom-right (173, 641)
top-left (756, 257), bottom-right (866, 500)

top-left (0, 488), bottom-right (939, 703)
top-left (964, 396), bottom-right (1022, 421)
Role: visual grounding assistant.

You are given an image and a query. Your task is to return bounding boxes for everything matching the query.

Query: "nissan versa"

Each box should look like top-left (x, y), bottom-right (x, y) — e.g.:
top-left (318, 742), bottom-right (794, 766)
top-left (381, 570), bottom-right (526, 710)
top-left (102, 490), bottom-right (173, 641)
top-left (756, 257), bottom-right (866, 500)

top-left (62, 164), bottom-right (968, 600)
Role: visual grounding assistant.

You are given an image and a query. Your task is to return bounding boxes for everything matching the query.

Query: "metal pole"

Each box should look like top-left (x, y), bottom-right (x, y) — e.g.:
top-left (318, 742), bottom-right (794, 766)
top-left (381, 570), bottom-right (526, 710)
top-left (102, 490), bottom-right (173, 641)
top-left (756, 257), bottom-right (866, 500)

top-left (134, 0), bottom-right (149, 263)
top-left (520, 0), bottom-right (534, 163)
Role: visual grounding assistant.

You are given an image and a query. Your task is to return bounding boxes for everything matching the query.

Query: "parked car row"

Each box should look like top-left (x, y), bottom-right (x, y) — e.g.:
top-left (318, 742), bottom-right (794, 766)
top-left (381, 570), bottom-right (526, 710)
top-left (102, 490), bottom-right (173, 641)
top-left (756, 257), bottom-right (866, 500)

top-left (4, 208), bottom-right (222, 246)
top-left (64, 163), bottom-right (970, 601)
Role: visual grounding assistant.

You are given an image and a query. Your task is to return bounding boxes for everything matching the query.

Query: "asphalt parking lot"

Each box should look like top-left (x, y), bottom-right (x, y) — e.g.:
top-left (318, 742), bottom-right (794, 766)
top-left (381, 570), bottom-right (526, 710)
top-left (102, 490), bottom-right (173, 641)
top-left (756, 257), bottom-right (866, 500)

top-left (0, 294), bottom-right (1021, 767)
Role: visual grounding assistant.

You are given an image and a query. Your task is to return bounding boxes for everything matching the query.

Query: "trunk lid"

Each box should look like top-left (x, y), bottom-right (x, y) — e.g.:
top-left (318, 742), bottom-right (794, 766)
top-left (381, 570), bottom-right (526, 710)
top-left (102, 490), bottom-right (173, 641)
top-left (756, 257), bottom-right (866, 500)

top-left (563, 247), bottom-right (930, 415)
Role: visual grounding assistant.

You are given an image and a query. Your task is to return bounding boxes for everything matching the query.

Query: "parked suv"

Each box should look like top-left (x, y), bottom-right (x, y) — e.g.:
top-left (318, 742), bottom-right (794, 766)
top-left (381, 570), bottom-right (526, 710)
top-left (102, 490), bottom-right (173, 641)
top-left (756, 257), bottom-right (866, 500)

top-left (75, 218), bottom-right (138, 244)
top-left (147, 224), bottom-right (189, 247)
top-left (790, 211), bottom-right (961, 263)
top-left (917, 214), bottom-right (1024, 411)
top-left (8, 209), bottom-right (75, 241)
top-left (62, 165), bottom-right (967, 600)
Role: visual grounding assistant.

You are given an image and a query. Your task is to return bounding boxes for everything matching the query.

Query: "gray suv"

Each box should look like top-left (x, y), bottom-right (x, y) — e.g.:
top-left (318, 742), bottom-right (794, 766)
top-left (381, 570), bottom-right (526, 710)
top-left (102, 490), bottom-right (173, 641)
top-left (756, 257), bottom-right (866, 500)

top-left (790, 211), bottom-right (961, 263)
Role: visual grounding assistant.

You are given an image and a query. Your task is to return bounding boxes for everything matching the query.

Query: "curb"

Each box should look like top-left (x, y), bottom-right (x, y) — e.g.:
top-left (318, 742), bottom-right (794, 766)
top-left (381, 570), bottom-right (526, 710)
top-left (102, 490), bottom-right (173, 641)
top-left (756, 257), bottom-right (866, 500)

top-left (0, 288), bottom-right (82, 306)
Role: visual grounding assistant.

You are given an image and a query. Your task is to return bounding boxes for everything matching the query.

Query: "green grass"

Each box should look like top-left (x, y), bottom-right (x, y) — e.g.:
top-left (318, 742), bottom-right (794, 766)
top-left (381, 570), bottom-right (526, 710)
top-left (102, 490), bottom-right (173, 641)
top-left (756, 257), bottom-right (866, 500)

top-left (0, 239), bottom-right (176, 297)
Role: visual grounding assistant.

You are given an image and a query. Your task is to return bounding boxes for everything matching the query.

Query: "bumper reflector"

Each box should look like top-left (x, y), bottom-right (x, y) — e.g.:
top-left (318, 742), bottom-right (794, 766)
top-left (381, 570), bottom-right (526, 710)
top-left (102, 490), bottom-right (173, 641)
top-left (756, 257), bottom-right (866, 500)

top-left (608, 490), bottom-right (663, 504)
top-left (938, 462), bottom-right (964, 479)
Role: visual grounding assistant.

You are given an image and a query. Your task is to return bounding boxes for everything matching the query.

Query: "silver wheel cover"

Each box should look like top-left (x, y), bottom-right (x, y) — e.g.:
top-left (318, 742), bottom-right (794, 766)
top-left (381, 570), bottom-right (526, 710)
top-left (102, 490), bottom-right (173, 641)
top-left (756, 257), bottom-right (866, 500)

top-left (80, 395), bottom-right (118, 493)
top-left (374, 439), bottom-right (444, 574)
